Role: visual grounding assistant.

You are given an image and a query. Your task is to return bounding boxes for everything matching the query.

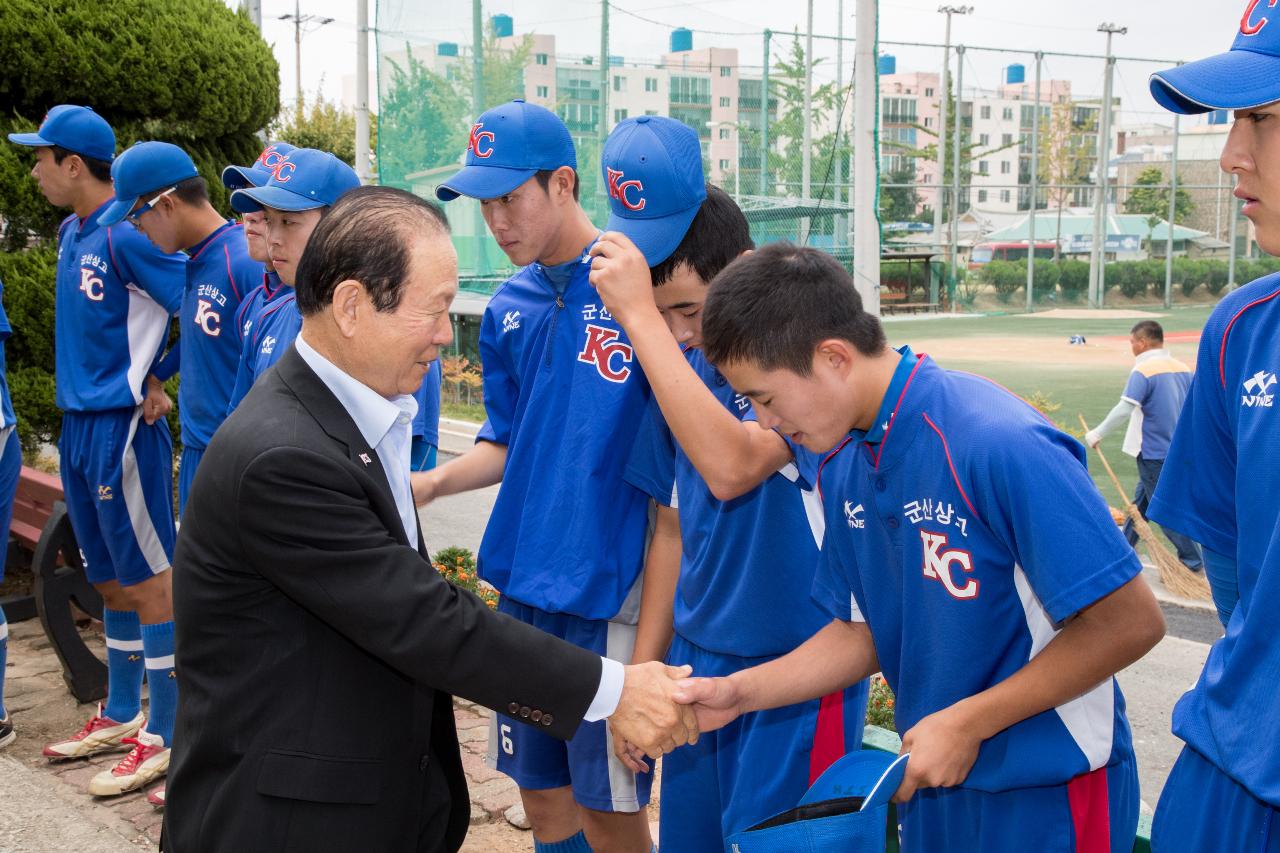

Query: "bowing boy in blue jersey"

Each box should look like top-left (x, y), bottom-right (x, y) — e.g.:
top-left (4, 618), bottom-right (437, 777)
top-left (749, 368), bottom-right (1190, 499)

top-left (0, 277), bottom-right (23, 751)
top-left (221, 142), bottom-right (296, 356)
top-left (8, 107), bottom-right (184, 798)
top-left (588, 116), bottom-right (868, 851)
top-left (99, 141), bottom-right (262, 516)
top-left (224, 148), bottom-right (360, 412)
top-left (667, 244), bottom-right (1165, 852)
top-left (416, 100), bottom-right (675, 853)
top-left (1144, 8), bottom-right (1280, 850)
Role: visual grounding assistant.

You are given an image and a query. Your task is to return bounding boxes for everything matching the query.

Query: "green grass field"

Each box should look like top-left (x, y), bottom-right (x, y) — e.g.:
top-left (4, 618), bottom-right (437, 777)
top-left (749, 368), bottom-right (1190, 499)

top-left (884, 305), bottom-right (1215, 503)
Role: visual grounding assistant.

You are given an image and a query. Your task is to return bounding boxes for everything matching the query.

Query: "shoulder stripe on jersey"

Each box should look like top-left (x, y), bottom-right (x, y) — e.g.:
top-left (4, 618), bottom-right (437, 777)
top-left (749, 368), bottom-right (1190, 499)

top-left (815, 435), bottom-right (855, 502)
top-left (921, 412), bottom-right (977, 518)
top-left (1219, 288), bottom-right (1280, 387)
top-left (873, 354), bottom-right (927, 470)
top-left (222, 245), bottom-right (242, 301)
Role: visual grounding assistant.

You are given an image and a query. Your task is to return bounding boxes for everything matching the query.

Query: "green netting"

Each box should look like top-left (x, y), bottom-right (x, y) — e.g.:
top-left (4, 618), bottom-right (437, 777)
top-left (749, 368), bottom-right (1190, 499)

top-left (373, 2), bottom-right (868, 282)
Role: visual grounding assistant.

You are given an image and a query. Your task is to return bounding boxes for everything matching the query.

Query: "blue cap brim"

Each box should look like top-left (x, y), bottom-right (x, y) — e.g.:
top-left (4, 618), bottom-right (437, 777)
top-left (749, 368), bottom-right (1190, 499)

top-left (799, 750), bottom-right (909, 812)
top-left (605, 203), bottom-right (701, 266)
top-left (230, 185), bottom-right (326, 214)
top-left (7, 132), bottom-right (52, 149)
top-left (1151, 49), bottom-right (1280, 115)
top-left (97, 196), bottom-right (138, 227)
top-left (435, 165), bottom-right (538, 201)
top-left (221, 164), bottom-right (267, 191)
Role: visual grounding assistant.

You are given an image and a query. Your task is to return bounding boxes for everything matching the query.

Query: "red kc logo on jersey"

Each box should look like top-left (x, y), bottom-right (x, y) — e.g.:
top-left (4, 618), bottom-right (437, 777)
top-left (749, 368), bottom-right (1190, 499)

top-left (578, 324), bottom-right (634, 383)
top-left (1242, 0), bottom-right (1278, 35)
top-left (606, 167), bottom-right (646, 211)
top-left (469, 123), bottom-right (496, 159)
top-left (920, 530), bottom-right (979, 600)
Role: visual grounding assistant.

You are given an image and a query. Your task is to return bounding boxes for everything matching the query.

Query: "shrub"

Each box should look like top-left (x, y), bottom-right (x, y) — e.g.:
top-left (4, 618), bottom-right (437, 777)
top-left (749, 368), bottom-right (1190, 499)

top-left (432, 546), bottom-right (499, 609)
top-left (865, 674), bottom-right (896, 731)
top-left (1058, 260), bottom-right (1090, 302)
top-left (982, 259), bottom-right (1024, 303)
top-left (1204, 259), bottom-right (1230, 296)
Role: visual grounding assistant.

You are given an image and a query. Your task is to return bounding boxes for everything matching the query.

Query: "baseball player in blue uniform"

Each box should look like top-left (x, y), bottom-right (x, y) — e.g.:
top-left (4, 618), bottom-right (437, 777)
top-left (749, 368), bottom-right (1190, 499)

top-left (8, 107), bottom-right (185, 798)
top-left (225, 148), bottom-right (360, 412)
top-left (588, 117), bottom-right (868, 851)
top-left (98, 141), bottom-right (262, 516)
top-left (669, 244), bottom-right (1165, 852)
top-left (222, 142), bottom-right (296, 356)
top-left (411, 359), bottom-right (442, 471)
top-left (0, 278), bottom-right (23, 751)
top-left (1145, 8), bottom-right (1280, 849)
top-left (417, 100), bottom-right (668, 853)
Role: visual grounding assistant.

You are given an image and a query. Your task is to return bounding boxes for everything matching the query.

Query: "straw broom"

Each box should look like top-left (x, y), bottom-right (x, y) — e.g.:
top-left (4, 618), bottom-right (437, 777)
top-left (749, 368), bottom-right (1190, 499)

top-left (1077, 415), bottom-right (1211, 601)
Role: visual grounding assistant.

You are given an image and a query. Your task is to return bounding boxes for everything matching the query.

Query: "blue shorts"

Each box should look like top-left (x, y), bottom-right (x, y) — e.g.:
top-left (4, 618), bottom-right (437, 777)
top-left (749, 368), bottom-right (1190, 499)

top-left (659, 633), bottom-right (869, 852)
top-left (898, 752), bottom-right (1138, 853)
top-left (0, 426), bottom-right (21, 582)
top-left (59, 409), bottom-right (175, 587)
top-left (486, 596), bottom-right (653, 813)
top-left (1152, 746), bottom-right (1280, 852)
top-left (410, 438), bottom-right (437, 472)
top-left (177, 445), bottom-right (203, 518)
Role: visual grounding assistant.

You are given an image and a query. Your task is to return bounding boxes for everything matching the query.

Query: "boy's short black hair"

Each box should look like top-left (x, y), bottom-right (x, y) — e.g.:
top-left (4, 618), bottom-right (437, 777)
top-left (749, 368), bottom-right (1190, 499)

top-left (702, 242), bottom-right (887, 376)
top-left (172, 175), bottom-right (210, 206)
top-left (650, 184), bottom-right (754, 286)
top-left (49, 145), bottom-right (112, 183)
top-left (534, 168), bottom-right (580, 201)
top-left (1130, 320), bottom-right (1163, 343)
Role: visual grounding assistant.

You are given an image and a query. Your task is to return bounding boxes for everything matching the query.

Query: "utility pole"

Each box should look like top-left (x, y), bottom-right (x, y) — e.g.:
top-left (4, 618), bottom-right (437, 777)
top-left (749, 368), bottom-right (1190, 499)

top-left (1089, 22), bottom-right (1126, 308)
top-left (935, 5), bottom-right (972, 289)
top-left (1025, 51), bottom-right (1042, 313)
top-left (854, 0), bottom-right (881, 314)
top-left (948, 45), bottom-right (965, 289)
top-left (1164, 111), bottom-right (1180, 308)
top-left (244, 0), bottom-right (262, 31)
top-left (761, 29), bottom-right (772, 194)
top-left (801, 0), bottom-right (814, 243)
top-left (600, 0), bottom-right (610, 149)
top-left (278, 0), bottom-right (334, 116)
top-left (473, 0), bottom-right (490, 276)
top-left (355, 0), bottom-right (371, 183)
top-left (835, 0), bottom-right (845, 245)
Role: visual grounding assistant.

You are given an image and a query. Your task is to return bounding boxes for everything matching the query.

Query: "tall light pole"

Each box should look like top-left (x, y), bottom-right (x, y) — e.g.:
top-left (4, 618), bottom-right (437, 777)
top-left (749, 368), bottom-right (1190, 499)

top-left (1025, 51), bottom-right (1043, 313)
top-left (801, 0), bottom-right (815, 243)
top-left (355, 0), bottom-right (371, 183)
top-left (935, 5), bottom-right (972, 286)
top-left (1088, 22), bottom-right (1126, 308)
top-left (278, 0), bottom-right (334, 115)
top-left (853, 0), bottom-right (881, 314)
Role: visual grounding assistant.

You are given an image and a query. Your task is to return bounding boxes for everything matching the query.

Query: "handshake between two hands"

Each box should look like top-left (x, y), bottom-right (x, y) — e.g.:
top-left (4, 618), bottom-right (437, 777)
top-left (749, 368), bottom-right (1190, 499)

top-left (604, 661), bottom-right (743, 774)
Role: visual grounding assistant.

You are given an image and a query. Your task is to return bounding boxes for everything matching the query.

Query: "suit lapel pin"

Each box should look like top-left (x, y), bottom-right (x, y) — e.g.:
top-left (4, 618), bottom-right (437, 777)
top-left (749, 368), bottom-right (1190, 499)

top-left (359, 452), bottom-right (372, 466)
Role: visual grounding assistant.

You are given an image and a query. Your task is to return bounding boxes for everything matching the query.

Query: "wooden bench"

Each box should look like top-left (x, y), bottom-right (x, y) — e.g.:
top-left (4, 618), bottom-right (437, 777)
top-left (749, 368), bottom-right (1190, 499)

top-left (5, 466), bottom-right (107, 702)
top-left (882, 301), bottom-right (939, 316)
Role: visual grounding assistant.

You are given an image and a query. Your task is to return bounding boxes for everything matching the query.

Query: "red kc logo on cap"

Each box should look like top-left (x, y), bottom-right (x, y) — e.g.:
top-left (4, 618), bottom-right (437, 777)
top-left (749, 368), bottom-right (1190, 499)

top-left (1242, 0), bottom-right (1278, 35)
top-left (266, 157), bottom-right (295, 183)
top-left (606, 167), bottom-right (646, 211)
top-left (468, 123), bottom-right (495, 159)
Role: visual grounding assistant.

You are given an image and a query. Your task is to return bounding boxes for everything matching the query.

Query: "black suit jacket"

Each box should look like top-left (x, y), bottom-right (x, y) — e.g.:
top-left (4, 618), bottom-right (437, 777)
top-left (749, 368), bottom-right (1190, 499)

top-left (164, 347), bottom-right (602, 852)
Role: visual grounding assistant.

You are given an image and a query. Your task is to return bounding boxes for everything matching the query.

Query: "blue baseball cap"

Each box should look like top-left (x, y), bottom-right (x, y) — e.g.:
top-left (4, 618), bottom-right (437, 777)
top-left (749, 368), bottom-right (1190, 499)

top-left (221, 142), bottom-right (298, 190)
top-left (1151, 1), bottom-right (1280, 114)
top-left (799, 751), bottom-right (909, 813)
top-left (436, 100), bottom-right (576, 201)
top-left (600, 116), bottom-right (707, 266)
top-left (229, 148), bottom-right (361, 213)
top-left (97, 141), bottom-right (200, 227)
top-left (7, 104), bottom-right (116, 163)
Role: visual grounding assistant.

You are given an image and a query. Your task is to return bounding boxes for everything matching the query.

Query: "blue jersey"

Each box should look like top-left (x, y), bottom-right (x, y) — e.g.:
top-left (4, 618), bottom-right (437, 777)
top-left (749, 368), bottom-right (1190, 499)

top-left (1148, 273), bottom-right (1280, 808)
top-left (413, 359), bottom-right (442, 445)
top-left (226, 291), bottom-right (301, 413)
top-left (54, 201), bottom-right (184, 412)
top-left (625, 347), bottom-right (829, 657)
top-left (0, 278), bottom-right (16, 429)
top-left (812, 354), bottom-right (1139, 793)
top-left (476, 252), bottom-right (651, 620)
top-left (236, 270), bottom-right (285, 344)
top-left (169, 222), bottom-right (259, 449)
top-left (1119, 348), bottom-right (1193, 459)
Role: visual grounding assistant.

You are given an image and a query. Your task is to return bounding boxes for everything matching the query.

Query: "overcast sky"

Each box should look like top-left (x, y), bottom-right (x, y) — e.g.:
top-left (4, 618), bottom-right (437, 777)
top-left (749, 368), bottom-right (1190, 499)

top-left (229, 0), bottom-right (1240, 130)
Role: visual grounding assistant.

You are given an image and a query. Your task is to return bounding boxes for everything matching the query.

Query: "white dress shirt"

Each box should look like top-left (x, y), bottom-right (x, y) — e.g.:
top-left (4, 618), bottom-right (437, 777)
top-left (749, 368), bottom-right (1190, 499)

top-left (294, 334), bottom-right (624, 721)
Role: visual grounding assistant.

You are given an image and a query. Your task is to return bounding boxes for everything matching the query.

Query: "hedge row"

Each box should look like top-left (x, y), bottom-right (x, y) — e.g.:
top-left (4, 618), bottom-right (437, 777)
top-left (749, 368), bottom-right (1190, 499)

top-left (978, 257), bottom-right (1280, 303)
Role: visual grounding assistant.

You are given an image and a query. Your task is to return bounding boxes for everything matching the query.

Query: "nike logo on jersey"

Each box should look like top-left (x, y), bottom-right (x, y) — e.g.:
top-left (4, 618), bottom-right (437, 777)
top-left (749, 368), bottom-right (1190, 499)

top-left (1243, 370), bottom-right (1276, 408)
top-left (502, 310), bottom-right (521, 333)
top-left (578, 324), bottom-right (634, 383)
top-left (261, 335), bottom-right (277, 355)
top-left (920, 530), bottom-right (979, 600)
top-left (844, 501), bottom-right (865, 529)
top-left (194, 299), bottom-right (222, 336)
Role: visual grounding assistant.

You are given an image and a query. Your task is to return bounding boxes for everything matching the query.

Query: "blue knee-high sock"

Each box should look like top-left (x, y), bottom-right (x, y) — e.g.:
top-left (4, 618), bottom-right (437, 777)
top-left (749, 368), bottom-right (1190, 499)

top-left (102, 608), bottom-right (144, 723)
top-left (0, 604), bottom-right (9, 719)
top-left (535, 831), bottom-right (593, 853)
top-left (141, 621), bottom-right (176, 746)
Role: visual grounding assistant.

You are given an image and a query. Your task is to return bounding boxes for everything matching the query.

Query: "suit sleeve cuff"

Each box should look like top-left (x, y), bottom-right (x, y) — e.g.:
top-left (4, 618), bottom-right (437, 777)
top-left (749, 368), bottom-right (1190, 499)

top-left (583, 657), bottom-right (625, 722)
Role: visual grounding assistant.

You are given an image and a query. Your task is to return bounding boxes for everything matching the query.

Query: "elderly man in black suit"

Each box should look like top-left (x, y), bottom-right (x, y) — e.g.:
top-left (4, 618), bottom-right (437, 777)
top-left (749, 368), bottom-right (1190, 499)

top-left (164, 186), bottom-right (695, 852)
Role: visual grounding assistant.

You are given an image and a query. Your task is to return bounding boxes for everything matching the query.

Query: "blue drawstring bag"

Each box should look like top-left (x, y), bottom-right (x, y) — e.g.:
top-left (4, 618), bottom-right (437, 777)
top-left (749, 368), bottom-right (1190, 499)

top-left (726, 751), bottom-right (909, 853)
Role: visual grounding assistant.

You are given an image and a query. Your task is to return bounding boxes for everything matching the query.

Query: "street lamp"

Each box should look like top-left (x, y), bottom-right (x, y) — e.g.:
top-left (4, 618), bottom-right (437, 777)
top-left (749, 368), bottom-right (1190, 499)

top-left (706, 120), bottom-right (742, 201)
